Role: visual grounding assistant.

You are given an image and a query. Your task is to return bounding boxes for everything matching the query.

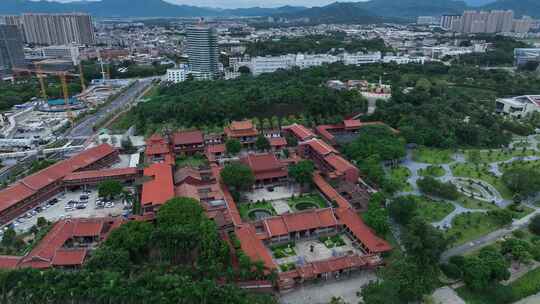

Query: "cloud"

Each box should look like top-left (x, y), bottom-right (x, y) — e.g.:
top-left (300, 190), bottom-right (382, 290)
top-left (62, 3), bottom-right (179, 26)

top-left (163, 0), bottom-right (357, 8)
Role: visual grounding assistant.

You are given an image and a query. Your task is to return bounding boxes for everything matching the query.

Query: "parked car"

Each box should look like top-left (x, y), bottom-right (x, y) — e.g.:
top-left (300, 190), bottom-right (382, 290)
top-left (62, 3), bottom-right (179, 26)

top-left (80, 195), bottom-right (89, 200)
top-left (48, 198), bottom-right (58, 205)
top-left (105, 202), bottom-right (115, 209)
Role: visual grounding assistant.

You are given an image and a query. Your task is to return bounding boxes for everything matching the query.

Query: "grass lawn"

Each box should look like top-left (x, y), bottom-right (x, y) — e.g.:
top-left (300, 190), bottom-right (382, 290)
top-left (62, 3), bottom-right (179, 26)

top-left (418, 165), bottom-right (446, 177)
top-left (288, 193), bottom-right (328, 210)
top-left (451, 163), bottom-right (513, 200)
top-left (413, 147), bottom-right (454, 164)
top-left (271, 242), bottom-right (296, 259)
top-left (388, 166), bottom-right (412, 192)
top-left (513, 141), bottom-right (531, 148)
top-left (510, 205), bottom-right (535, 220)
top-left (175, 155), bottom-right (208, 168)
top-left (457, 266), bottom-right (540, 304)
top-left (445, 212), bottom-right (502, 246)
top-left (457, 196), bottom-right (498, 211)
top-left (464, 148), bottom-right (539, 163)
top-left (413, 196), bottom-right (455, 223)
top-left (238, 201), bottom-right (276, 221)
top-left (499, 159), bottom-right (540, 172)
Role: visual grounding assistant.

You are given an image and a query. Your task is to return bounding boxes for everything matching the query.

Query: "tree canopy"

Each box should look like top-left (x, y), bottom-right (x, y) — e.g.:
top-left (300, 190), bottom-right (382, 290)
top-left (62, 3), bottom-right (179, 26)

top-left (220, 163), bottom-right (255, 191)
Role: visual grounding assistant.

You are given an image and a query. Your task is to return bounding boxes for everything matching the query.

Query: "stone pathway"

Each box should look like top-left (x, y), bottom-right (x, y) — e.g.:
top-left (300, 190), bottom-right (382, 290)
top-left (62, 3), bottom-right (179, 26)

top-left (396, 134), bottom-right (540, 229)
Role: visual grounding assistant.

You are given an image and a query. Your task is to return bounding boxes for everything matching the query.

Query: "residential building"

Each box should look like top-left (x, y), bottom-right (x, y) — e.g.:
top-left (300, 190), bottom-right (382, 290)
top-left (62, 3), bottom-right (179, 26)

top-left (342, 52), bottom-right (382, 65)
top-left (416, 16), bottom-right (439, 25)
top-left (166, 64), bottom-right (189, 83)
top-left (457, 10), bottom-right (518, 33)
top-left (495, 95), bottom-right (540, 118)
top-left (22, 13), bottom-right (95, 45)
top-left (440, 14), bottom-right (462, 30)
top-left (0, 25), bottom-right (25, 75)
top-left (186, 25), bottom-right (219, 80)
top-left (145, 134), bottom-right (174, 165)
top-left (513, 18), bottom-right (533, 34)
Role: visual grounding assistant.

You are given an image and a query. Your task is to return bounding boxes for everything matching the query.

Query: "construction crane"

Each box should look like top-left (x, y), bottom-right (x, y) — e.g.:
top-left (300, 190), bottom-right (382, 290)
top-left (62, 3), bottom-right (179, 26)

top-left (34, 62), bottom-right (48, 103)
top-left (79, 63), bottom-right (86, 91)
top-left (58, 72), bottom-right (74, 125)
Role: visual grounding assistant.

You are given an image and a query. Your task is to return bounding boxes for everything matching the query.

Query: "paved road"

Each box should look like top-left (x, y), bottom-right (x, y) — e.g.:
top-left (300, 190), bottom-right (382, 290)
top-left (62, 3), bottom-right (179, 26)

top-left (67, 79), bottom-right (152, 138)
top-left (441, 207), bottom-right (540, 261)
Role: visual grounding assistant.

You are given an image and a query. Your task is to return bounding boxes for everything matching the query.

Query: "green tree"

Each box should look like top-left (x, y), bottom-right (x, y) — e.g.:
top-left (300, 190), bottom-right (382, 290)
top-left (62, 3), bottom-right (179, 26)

top-left (363, 194), bottom-right (390, 235)
top-left (403, 217), bottom-right (448, 266)
top-left (225, 139), bottom-right (241, 155)
top-left (288, 160), bottom-right (315, 191)
top-left (255, 134), bottom-right (270, 151)
top-left (388, 195), bottom-right (418, 225)
top-left (360, 280), bottom-right (400, 304)
top-left (98, 180), bottom-right (123, 199)
top-left (220, 163), bottom-right (255, 191)
top-left (529, 214), bottom-right (540, 235)
top-left (502, 168), bottom-right (540, 197)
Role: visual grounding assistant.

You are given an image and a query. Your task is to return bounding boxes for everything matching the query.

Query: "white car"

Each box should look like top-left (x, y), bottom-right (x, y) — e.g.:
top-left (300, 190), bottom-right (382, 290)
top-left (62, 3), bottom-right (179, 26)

top-left (105, 202), bottom-right (115, 209)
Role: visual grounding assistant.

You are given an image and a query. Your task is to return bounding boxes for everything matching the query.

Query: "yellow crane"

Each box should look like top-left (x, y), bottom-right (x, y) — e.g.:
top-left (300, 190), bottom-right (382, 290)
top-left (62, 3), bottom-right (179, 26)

top-left (34, 63), bottom-right (48, 102)
top-left (59, 72), bottom-right (74, 125)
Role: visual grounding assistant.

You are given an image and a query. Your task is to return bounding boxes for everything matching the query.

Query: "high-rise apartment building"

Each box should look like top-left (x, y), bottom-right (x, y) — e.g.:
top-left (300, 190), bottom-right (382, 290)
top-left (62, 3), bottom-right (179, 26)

top-left (0, 25), bottom-right (25, 75)
top-left (456, 10), bottom-right (520, 34)
top-left (186, 25), bottom-right (219, 80)
top-left (22, 13), bottom-right (95, 45)
top-left (440, 15), bottom-right (461, 30)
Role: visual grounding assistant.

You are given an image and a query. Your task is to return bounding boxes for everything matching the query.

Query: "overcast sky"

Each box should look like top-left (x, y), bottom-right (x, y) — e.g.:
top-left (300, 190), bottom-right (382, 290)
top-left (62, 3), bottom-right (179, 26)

top-left (49, 0), bottom-right (359, 8)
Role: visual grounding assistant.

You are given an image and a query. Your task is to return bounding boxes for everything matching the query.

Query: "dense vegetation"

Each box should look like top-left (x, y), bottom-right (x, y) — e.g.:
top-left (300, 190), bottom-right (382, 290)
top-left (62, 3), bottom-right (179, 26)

top-left (0, 198), bottom-right (274, 304)
top-left (451, 35), bottom-right (530, 67)
top-left (245, 33), bottom-right (392, 56)
top-left (120, 61), bottom-right (540, 145)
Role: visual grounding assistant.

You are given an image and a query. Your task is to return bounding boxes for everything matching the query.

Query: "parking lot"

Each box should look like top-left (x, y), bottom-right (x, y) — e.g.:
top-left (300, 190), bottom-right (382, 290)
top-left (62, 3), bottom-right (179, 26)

top-left (10, 187), bottom-right (129, 233)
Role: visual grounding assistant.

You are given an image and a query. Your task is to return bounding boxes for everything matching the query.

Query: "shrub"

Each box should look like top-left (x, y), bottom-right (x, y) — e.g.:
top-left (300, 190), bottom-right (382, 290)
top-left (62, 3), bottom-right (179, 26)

top-left (441, 262), bottom-right (462, 279)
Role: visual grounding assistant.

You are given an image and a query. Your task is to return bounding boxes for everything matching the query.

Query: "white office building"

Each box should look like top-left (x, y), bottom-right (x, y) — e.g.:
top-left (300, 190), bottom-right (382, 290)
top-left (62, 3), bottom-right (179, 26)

top-left (342, 52), bottom-right (382, 65)
top-left (166, 65), bottom-right (189, 83)
top-left (496, 95), bottom-right (540, 118)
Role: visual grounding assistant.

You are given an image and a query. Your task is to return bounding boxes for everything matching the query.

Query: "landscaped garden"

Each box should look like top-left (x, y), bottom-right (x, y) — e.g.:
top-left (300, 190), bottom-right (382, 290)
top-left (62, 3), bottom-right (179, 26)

top-left (288, 193), bottom-right (328, 211)
top-left (413, 148), bottom-right (454, 164)
top-left (464, 148), bottom-right (539, 163)
top-left (319, 235), bottom-right (346, 249)
top-left (418, 165), bottom-right (446, 177)
top-left (387, 166), bottom-right (412, 192)
top-left (175, 154), bottom-right (209, 168)
top-left (451, 163), bottom-right (513, 200)
top-left (271, 242), bottom-right (296, 259)
top-left (414, 196), bottom-right (455, 223)
top-left (445, 212), bottom-right (502, 246)
top-left (279, 262), bottom-right (296, 272)
top-left (238, 200), bottom-right (276, 221)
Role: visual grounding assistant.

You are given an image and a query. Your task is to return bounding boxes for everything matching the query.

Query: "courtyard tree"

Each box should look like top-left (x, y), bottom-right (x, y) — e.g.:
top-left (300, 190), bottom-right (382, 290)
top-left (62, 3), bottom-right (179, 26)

top-left (220, 163), bottom-right (255, 192)
top-left (255, 134), bottom-right (271, 151)
top-left (98, 180), bottom-right (123, 199)
top-left (363, 194), bottom-right (390, 235)
top-left (225, 139), bottom-right (242, 155)
top-left (288, 160), bottom-right (315, 192)
top-left (388, 195), bottom-right (418, 225)
top-left (462, 246), bottom-right (510, 291)
top-left (530, 215), bottom-right (540, 236)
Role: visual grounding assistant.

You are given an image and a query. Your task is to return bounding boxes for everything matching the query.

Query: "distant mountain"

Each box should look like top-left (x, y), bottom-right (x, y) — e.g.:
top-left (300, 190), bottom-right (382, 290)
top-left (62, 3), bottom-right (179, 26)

top-left (464, 0), bottom-right (496, 6)
top-left (0, 0), bottom-right (305, 17)
top-left (482, 0), bottom-right (540, 18)
top-left (279, 2), bottom-right (390, 24)
top-left (359, 0), bottom-right (468, 18)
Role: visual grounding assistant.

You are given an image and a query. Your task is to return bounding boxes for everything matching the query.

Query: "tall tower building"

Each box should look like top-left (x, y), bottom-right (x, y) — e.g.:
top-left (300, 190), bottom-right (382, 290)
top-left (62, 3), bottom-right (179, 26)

top-left (22, 13), bottom-right (95, 45)
top-left (501, 10), bottom-right (514, 32)
top-left (0, 25), bottom-right (25, 75)
top-left (186, 24), bottom-right (219, 80)
top-left (461, 11), bottom-right (477, 33)
top-left (440, 15), bottom-right (461, 31)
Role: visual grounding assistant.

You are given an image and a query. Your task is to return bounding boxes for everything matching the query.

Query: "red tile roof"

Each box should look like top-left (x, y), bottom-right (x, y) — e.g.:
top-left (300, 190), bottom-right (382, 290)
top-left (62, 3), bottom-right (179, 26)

top-left (344, 119), bottom-right (362, 129)
top-left (230, 120), bottom-right (255, 131)
top-left (283, 124), bottom-right (316, 141)
top-left (51, 249), bottom-right (87, 266)
top-left (269, 137), bottom-right (287, 147)
top-left (0, 256), bottom-right (22, 269)
top-left (301, 139), bottom-right (338, 157)
top-left (263, 209), bottom-right (338, 238)
top-left (336, 207), bottom-right (391, 253)
top-left (141, 163), bottom-right (174, 207)
top-left (312, 172), bottom-right (351, 209)
top-left (324, 154), bottom-right (356, 174)
top-left (63, 167), bottom-right (139, 182)
top-left (225, 120), bottom-right (258, 138)
top-left (315, 125), bottom-right (336, 143)
top-left (235, 224), bottom-right (276, 270)
top-left (241, 153), bottom-right (286, 173)
top-left (17, 217), bottom-right (123, 269)
top-left (206, 144), bottom-right (225, 154)
top-left (172, 130), bottom-right (204, 145)
top-left (0, 144), bottom-right (116, 216)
